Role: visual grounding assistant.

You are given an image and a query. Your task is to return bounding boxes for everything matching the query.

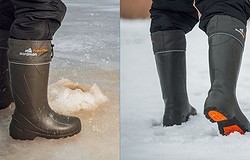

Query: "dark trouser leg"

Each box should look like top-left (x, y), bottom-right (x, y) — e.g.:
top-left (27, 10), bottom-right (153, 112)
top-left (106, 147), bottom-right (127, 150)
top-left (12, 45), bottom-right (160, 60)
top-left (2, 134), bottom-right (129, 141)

top-left (150, 0), bottom-right (198, 126)
top-left (151, 30), bottom-right (197, 126)
top-left (196, 0), bottom-right (250, 32)
top-left (10, 0), bottom-right (66, 40)
top-left (0, 0), bottom-right (14, 109)
top-left (0, 0), bottom-right (15, 30)
top-left (150, 0), bottom-right (199, 34)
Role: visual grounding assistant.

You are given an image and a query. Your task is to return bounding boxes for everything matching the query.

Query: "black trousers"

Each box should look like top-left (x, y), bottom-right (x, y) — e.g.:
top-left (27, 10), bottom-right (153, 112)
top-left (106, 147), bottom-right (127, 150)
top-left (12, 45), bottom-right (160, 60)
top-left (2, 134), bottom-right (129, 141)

top-left (150, 0), bottom-right (250, 33)
top-left (0, 0), bottom-right (66, 40)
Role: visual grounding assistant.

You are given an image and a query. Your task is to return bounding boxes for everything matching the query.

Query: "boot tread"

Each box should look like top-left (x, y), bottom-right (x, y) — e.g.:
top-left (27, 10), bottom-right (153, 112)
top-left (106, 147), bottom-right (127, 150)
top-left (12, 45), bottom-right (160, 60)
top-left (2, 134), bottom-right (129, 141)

top-left (206, 109), bottom-right (246, 135)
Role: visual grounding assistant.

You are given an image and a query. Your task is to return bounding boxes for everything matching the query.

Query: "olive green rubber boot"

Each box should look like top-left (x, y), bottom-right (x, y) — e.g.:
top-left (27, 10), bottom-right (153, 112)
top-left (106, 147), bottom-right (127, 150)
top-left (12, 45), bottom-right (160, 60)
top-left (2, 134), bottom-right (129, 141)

top-left (8, 39), bottom-right (81, 140)
top-left (204, 15), bottom-right (250, 135)
top-left (151, 30), bottom-right (197, 126)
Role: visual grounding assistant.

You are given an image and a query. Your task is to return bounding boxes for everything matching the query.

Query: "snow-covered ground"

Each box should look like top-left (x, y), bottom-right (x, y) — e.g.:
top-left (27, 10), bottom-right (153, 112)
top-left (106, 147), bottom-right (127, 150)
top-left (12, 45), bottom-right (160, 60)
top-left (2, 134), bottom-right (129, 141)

top-left (121, 19), bottom-right (250, 160)
top-left (0, 1), bottom-right (119, 160)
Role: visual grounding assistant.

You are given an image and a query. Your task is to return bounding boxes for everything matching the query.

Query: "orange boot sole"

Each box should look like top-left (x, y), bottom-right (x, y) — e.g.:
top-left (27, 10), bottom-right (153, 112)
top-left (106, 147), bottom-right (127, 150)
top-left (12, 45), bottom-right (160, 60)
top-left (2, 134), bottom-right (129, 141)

top-left (206, 110), bottom-right (245, 135)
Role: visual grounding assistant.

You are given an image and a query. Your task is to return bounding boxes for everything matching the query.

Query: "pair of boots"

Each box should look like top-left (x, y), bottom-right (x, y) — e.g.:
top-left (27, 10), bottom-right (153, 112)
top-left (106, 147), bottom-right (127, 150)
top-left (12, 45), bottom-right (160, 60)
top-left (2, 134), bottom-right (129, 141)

top-left (151, 15), bottom-right (250, 135)
top-left (0, 30), bottom-right (81, 140)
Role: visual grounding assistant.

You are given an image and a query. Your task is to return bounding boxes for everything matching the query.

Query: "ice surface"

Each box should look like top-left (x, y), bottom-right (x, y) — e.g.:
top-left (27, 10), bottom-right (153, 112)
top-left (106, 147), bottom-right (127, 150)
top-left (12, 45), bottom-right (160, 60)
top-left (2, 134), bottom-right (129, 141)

top-left (121, 19), bottom-right (250, 160)
top-left (52, 0), bottom-right (119, 70)
top-left (0, 1), bottom-right (119, 160)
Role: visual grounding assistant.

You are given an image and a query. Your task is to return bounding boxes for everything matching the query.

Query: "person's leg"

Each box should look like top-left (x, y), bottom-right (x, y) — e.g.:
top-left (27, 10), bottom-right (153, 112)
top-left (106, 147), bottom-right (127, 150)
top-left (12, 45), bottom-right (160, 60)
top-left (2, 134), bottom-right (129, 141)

top-left (150, 0), bottom-right (198, 126)
top-left (0, 0), bottom-right (15, 109)
top-left (150, 0), bottom-right (199, 34)
top-left (8, 0), bottom-right (81, 140)
top-left (196, 0), bottom-right (250, 135)
top-left (0, 0), bottom-right (15, 30)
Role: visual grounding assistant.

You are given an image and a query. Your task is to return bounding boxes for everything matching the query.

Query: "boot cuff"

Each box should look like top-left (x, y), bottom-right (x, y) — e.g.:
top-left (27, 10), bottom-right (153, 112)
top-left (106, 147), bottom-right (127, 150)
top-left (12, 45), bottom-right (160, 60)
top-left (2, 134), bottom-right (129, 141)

top-left (8, 39), bottom-right (52, 64)
top-left (151, 30), bottom-right (186, 54)
top-left (206, 15), bottom-right (246, 46)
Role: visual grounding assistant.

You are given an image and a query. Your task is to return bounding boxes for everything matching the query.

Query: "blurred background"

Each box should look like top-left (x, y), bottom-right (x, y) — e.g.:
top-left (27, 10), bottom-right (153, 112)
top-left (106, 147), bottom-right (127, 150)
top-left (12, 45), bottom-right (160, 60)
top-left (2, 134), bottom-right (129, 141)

top-left (120, 0), bottom-right (151, 19)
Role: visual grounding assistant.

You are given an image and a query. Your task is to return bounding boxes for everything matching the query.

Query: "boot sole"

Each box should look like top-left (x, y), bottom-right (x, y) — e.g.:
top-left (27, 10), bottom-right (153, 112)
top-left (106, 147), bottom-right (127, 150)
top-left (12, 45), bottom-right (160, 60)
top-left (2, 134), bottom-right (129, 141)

top-left (205, 109), bottom-right (246, 135)
top-left (163, 108), bottom-right (197, 127)
top-left (9, 117), bottom-right (81, 140)
top-left (10, 125), bottom-right (81, 140)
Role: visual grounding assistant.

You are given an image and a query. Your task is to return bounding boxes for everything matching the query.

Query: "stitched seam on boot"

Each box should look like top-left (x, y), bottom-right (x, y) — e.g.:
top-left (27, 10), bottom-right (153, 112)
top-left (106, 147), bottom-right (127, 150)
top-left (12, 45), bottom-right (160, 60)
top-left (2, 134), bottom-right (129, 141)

top-left (208, 33), bottom-right (244, 47)
top-left (155, 50), bottom-right (185, 55)
top-left (9, 62), bottom-right (50, 66)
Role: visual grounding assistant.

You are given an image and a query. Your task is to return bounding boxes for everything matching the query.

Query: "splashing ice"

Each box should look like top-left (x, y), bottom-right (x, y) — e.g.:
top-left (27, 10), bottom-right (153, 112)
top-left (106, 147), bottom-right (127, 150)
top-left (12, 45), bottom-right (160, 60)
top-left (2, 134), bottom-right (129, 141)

top-left (48, 78), bottom-right (108, 113)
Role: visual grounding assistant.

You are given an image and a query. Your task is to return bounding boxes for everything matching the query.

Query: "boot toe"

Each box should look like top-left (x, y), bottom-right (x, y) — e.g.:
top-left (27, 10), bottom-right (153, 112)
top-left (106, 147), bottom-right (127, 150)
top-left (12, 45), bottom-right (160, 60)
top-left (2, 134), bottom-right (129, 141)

top-left (65, 116), bottom-right (82, 135)
top-left (163, 105), bottom-right (197, 126)
top-left (46, 112), bottom-right (82, 137)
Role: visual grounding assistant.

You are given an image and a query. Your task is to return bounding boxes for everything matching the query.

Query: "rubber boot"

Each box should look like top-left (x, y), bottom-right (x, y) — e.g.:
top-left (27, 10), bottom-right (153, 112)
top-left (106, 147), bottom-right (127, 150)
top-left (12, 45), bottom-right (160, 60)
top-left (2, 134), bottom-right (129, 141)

top-left (204, 15), bottom-right (250, 135)
top-left (8, 39), bottom-right (81, 140)
top-left (0, 30), bottom-right (13, 109)
top-left (151, 30), bottom-right (197, 126)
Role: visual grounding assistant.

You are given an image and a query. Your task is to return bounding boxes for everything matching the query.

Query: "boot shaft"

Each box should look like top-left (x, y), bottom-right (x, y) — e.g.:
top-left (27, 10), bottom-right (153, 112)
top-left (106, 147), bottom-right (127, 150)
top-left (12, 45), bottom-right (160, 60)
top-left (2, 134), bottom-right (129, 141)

top-left (206, 15), bottom-right (246, 94)
top-left (151, 30), bottom-right (189, 106)
top-left (151, 30), bottom-right (186, 54)
top-left (8, 39), bottom-right (52, 119)
top-left (9, 63), bottom-right (50, 117)
top-left (208, 35), bottom-right (243, 94)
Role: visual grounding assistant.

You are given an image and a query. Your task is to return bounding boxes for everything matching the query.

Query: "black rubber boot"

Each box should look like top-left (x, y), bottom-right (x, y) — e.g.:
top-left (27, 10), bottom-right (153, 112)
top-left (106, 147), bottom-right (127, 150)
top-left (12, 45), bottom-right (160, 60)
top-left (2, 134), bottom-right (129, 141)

top-left (151, 30), bottom-right (197, 126)
top-left (0, 30), bottom-right (13, 109)
top-left (8, 39), bottom-right (81, 140)
top-left (204, 15), bottom-right (250, 135)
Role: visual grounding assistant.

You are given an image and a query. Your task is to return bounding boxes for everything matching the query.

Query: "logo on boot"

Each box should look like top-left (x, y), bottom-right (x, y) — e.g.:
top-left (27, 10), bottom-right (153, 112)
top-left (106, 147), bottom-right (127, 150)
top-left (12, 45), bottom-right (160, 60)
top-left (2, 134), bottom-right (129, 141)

top-left (235, 28), bottom-right (246, 39)
top-left (19, 48), bottom-right (48, 57)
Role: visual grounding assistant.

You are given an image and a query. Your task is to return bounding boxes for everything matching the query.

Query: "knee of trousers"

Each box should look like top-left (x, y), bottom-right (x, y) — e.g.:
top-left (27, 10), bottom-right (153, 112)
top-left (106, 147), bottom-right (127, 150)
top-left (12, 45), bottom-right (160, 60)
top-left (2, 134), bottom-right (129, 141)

top-left (10, 0), bottom-right (67, 40)
top-left (150, 11), bottom-right (198, 34)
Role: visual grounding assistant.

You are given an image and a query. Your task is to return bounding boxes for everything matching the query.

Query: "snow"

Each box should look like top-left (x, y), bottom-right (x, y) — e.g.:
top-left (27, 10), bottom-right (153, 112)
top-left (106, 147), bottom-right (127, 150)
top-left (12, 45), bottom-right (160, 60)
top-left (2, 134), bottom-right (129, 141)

top-left (121, 19), bottom-right (250, 160)
top-left (0, 1), bottom-right (119, 160)
top-left (49, 79), bottom-right (108, 113)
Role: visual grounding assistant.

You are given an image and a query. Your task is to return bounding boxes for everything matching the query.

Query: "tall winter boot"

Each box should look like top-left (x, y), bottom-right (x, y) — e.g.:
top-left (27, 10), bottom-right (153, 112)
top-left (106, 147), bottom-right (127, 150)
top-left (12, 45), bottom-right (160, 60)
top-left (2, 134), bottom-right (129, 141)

top-left (151, 30), bottom-right (197, 126)
top-left (0, 30), bottom-right (13, 109)
top-left (8, 39), bottom-right (81, 140)
top-left (204, 15), bottom-right (250, 135)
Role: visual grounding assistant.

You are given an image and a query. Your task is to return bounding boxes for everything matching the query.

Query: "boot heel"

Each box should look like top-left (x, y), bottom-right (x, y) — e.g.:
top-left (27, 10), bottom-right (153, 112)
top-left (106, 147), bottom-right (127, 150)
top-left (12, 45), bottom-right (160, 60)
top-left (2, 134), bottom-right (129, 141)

top-left (204, 109), bottom-right (246, 135)
top-left (9, 119), bottom-right (37, 140)
top-left (207, 110), bottom-right (227, 122)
